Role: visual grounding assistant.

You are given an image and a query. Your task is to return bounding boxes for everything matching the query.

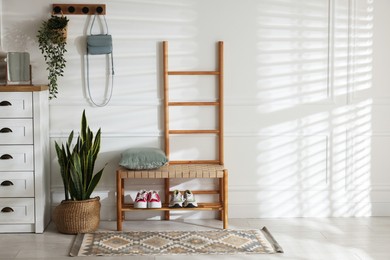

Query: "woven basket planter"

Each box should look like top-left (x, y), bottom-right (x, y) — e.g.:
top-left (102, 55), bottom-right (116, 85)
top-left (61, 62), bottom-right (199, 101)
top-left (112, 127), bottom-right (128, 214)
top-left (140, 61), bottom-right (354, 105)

top-left (50, 27), bottom-right (67, 44)
top-left (53, 196), bottom-right (100, 234)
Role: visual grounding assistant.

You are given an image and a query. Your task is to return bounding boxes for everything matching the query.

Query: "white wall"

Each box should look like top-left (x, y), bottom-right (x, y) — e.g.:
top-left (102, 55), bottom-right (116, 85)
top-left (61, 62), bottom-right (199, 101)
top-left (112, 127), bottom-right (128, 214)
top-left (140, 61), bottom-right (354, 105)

top-left (1, 0), bottom-right (389, 220)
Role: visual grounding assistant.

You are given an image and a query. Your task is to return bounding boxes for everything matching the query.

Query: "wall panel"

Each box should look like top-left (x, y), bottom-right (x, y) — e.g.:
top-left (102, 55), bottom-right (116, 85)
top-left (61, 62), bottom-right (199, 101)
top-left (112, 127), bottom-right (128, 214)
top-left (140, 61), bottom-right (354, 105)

top-left (1, 0), bottom-right (388, 219)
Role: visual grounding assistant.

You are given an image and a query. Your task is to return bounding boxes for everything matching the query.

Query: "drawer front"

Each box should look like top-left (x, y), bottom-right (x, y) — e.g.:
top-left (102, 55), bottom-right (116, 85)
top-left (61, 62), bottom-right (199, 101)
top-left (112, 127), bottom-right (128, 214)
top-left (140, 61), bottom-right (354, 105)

top-left (0, 119), bottom-right (33, 144)
top-left (0, 92), bottom-right (32, 118)
top-left (0, 146), bottom-right (34, 171)
top-left (0, 198), bottom-right (34, 223)
top-left (0, 172), bottom-right (34, 197)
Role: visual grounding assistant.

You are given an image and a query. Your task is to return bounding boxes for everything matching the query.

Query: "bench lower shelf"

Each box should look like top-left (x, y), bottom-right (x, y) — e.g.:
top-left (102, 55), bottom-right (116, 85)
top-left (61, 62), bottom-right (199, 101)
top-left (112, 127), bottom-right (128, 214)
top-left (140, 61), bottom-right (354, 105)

top-left (121, 203), bottom-right (223, 211)
top-left (116, 166), bottom-right (228, 230)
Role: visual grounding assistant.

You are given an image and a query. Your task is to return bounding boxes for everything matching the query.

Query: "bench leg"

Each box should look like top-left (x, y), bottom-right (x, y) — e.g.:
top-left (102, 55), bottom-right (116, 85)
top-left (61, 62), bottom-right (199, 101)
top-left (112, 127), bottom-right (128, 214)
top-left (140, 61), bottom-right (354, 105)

top-left (223, 169), bottom-right (228, 229)
top-left (219, 178), bottom-right (223, 221)
top-left (164, 178), bottom-right (170, 220)
top-left (116, 172), bottom-right (123, 231)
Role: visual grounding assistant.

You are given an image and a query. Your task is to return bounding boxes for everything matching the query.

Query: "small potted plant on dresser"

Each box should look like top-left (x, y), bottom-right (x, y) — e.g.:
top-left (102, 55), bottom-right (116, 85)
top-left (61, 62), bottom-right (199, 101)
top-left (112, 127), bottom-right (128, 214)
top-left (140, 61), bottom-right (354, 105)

top-left (53, 110), bottom-right (105, 234)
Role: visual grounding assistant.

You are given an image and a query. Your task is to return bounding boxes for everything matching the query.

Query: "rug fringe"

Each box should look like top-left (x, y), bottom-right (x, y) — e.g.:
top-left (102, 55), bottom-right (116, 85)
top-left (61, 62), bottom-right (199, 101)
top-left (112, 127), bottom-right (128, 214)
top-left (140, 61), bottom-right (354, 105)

top-left (69, 233), bottom-right (85, 257)
top-left (261, 226), bottom-right (284, 253)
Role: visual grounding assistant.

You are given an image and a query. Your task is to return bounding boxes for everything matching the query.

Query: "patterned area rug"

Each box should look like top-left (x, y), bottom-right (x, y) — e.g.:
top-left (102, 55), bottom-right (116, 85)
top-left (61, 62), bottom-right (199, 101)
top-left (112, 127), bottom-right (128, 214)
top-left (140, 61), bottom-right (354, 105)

top-left (69, 227), bottom-right (283, 256)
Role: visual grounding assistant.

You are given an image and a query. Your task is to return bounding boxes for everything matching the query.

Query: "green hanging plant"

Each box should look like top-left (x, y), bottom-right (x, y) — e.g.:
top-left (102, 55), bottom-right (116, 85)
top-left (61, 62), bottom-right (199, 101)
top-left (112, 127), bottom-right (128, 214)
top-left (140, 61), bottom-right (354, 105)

top-left (37, 15), bottom-right (69, 99)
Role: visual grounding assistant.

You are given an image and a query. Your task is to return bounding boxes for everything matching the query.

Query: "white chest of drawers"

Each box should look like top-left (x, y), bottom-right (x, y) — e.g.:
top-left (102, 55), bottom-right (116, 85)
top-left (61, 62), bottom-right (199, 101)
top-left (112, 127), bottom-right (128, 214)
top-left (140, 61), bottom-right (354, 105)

top-left (0, 86), bottom-right (50, 233)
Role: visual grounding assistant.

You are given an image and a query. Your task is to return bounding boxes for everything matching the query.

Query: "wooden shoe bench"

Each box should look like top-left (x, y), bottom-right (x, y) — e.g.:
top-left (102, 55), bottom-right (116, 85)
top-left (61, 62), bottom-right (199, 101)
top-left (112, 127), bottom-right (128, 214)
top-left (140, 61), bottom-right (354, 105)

top-left (116, 164), bottom-right (228, 230)
top-left (116, 41), bottom-right (228, 230)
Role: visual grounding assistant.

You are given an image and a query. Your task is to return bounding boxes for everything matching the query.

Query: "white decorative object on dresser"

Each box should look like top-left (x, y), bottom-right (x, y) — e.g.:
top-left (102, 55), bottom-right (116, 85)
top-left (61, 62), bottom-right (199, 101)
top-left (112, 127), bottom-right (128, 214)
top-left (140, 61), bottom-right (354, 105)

top-left (0, 86), bottom-right (50, 233)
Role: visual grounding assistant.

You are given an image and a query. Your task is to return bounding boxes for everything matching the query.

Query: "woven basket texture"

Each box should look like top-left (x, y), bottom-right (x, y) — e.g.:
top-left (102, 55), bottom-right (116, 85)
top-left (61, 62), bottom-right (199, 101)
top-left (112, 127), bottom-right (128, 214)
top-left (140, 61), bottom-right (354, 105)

top-left (53, 196), bottom-right (100, 234)
top-left (51, 27), bottom-right (67, 44)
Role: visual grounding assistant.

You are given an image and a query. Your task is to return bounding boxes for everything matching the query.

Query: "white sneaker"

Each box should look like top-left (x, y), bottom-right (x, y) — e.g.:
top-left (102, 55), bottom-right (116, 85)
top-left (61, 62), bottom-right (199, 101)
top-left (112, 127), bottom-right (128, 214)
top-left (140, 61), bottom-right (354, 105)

top-left (147, 190), bottom-right (162, 208)
top-left (134, 190), bottom-right (148, 208)
top-left (183, 190), bottom-right (198, 208)
top-left (169, 190), bottom-right (183, 208)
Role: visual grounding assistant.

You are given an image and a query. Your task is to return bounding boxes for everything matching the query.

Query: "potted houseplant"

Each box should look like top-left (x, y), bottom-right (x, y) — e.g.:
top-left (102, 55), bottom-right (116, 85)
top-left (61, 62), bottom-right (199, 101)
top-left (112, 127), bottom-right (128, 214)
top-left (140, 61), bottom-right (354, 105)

top-left (37, 15), bottom-right (69, 99)
top-left (53, 110), bottom-right (105, 234)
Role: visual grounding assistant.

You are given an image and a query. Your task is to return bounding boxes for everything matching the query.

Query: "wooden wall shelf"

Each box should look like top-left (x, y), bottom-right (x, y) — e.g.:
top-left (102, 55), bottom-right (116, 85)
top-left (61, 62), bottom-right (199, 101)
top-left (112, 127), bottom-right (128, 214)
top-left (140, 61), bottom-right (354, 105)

top-left (52, 4), bottom-right (106, 15)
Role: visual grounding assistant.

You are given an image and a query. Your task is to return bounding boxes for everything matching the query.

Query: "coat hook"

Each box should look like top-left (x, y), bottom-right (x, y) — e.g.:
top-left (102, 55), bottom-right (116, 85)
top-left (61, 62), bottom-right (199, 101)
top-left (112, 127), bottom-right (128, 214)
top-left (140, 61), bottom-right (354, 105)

top-left (53, 6), bottom-right (62, 14)
top-left (52, 4), bottom-right (106, 15)
top-left (96, 6), bottom-right (103, 14)
top-left (68, 6), bottom-right (75, 13)
top-left (82, 7), bottom-right (89, 14)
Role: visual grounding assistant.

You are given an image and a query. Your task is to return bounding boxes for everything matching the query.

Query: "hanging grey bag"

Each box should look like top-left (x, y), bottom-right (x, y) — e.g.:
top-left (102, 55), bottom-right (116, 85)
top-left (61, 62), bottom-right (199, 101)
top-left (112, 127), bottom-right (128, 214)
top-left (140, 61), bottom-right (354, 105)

top-left (86, 14), bottom-right (114, 107)
top-left (87, 34), bottom-right (112, 55)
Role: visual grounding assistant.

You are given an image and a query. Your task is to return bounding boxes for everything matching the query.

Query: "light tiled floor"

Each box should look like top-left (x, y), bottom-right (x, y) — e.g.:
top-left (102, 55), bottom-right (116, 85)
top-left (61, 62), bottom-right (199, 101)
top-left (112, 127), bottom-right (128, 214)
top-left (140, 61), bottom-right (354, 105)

top-left (1, 218), bottom-right (390, 259)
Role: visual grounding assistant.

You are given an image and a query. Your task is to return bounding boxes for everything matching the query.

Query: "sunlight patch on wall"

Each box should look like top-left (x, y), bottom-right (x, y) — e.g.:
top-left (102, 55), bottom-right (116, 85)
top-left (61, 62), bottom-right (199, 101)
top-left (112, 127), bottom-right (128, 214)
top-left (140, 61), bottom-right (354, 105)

top-left (251, 0), bottom-right (374, 218)
top-left (256, 0), bottom-right (330, 113)
top-left (256, 135), bottom-right (328, 189)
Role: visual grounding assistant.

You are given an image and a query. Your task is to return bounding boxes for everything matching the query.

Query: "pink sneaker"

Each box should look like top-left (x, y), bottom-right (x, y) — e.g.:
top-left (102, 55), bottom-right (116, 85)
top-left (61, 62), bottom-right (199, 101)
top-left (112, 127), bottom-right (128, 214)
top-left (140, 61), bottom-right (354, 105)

top-left (134, 190), bottom-right (148, 208)
top-left (147, 190), bottom-right (162, 208)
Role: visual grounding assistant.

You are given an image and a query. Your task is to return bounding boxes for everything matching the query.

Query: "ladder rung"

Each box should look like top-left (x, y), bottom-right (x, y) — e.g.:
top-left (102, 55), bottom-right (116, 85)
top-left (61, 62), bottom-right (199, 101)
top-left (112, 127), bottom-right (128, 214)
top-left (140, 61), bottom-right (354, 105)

top-left (169, 130), bottom-right (220, 134)
top-left (169, 102), bottom-right (220, 106)
top-left (168, 71), bottom-right (220, 75)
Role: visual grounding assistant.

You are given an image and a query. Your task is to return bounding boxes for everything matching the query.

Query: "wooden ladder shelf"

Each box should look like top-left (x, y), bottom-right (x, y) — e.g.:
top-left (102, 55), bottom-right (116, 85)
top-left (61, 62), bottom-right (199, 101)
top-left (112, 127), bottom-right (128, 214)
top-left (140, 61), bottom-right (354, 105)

top-left (163, 41), bottom-right (225, 165)
top-left (116, 41), bottom-right (228, 230)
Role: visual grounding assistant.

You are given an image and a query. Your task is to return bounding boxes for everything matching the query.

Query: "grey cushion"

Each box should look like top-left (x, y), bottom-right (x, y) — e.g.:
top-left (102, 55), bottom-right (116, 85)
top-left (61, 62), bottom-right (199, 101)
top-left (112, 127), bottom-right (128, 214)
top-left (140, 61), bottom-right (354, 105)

top-left (119, 147), bottom-right (168, 170)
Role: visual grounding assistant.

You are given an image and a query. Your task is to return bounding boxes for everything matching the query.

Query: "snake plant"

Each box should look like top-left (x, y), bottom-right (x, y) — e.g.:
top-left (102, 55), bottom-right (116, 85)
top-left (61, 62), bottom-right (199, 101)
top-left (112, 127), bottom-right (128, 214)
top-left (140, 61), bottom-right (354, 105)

top-left (55, 110), bottom-right (104, 200)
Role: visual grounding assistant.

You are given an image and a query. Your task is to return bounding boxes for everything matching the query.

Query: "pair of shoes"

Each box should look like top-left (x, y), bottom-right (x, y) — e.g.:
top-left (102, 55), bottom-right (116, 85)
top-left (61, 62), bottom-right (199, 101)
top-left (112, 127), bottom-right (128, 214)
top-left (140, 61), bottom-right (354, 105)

top-left (169, 190), bottom-right (198, 208)
top-left (134, 190), bottom-right (162, 209)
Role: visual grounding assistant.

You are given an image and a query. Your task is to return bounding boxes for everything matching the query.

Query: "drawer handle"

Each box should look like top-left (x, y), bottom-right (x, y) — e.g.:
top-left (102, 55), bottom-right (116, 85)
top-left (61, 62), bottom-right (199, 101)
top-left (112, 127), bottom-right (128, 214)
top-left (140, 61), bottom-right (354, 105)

top-left (0, 154), bottom-right (13, 160)
top-left (0, 127), bottom-right (13, 133)
top-left (1, 207), bottom-right (14, 213)
top-left (0, 180), bottom-right (14, 186)
top-left (0, 101), bottom-right (12, 106)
